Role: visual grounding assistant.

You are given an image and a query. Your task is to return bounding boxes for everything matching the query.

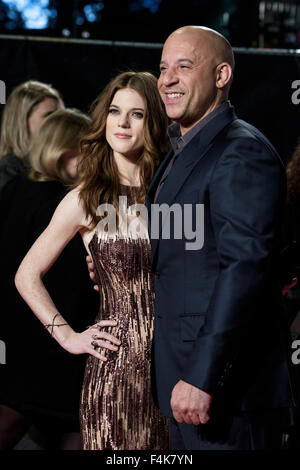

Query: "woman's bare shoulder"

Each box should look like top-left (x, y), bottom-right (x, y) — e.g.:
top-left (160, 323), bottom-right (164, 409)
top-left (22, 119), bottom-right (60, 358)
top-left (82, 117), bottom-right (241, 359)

top-left (54, 187), bottom-right (91, 230)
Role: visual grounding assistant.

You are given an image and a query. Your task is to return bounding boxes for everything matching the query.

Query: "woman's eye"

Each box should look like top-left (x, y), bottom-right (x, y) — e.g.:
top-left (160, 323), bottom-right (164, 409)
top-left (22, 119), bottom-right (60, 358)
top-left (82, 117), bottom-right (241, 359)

top-left (132, 112), bottom-right (144, 119)
top-left (108, 108), bottom-right (119, 114)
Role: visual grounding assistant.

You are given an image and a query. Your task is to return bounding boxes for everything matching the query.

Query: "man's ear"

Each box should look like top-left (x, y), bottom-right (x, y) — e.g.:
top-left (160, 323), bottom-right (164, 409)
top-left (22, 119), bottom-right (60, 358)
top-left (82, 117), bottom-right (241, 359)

top-left (216, 62), bottom-right (232, 89)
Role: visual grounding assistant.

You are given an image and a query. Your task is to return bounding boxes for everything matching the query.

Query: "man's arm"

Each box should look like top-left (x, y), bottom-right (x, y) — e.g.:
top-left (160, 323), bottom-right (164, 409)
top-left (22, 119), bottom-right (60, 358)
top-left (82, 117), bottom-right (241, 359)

top-left (171, 137), bottom-right (285, 422)
top-left (184, 137), bottom-right (284, 390)
top-left (86, 255), bottom-right (99, 291)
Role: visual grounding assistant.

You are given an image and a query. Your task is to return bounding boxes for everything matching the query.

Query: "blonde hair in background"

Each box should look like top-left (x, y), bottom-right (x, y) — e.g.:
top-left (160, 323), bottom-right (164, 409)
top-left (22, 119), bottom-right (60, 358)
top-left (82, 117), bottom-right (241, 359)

top-left (0, 80), bottom-right (63, 160)
top-left (28, 108), bottom-right (91, 185)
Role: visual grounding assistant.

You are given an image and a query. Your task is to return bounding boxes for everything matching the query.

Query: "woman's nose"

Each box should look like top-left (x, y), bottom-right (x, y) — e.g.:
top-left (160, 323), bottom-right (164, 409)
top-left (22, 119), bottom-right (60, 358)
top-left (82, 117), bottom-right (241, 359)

top-left (118, 113), bottom-right (129, 128)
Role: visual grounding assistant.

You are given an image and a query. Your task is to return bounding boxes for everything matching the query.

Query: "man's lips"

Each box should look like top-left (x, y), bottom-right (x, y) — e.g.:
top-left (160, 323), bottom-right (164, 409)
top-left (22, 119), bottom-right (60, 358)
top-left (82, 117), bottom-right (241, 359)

top-left (164, 91), bottom-right (184, 103)
top-left (114, 133), bottom-right (131, 139)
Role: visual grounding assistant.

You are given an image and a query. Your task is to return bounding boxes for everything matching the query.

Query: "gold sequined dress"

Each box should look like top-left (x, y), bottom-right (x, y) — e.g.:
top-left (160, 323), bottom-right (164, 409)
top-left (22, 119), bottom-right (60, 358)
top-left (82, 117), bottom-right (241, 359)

top-left (80, 185), bottom-right (169, 450)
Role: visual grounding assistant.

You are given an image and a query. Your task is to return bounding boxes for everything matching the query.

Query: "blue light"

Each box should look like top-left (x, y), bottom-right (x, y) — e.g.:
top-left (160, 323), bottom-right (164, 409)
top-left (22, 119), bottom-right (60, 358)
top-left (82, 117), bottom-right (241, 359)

top-left (76, 16), bottom-right (85, 26)
top-left (84, 2), bottom-right (104, 23)
top-left (7, 10), bottom-right (18, 20)
top-left (84, 5), bottom-right (97, 22)
top-left (6, 21), bottom-right (17, 29)
top-left (94, 2), bottom-right (104, 11)
top-left (23, 4), bottom-right (48, 28)
top-left (2, 0), bottom-right (52, 29)
top-left (129, 0), bottom-right (162, 14)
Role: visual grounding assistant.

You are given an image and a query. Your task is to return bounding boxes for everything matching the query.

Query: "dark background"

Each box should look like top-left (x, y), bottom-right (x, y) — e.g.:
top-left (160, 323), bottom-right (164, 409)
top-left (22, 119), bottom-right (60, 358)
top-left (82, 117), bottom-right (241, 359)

top-left (0, 0), bottom-right (299, 48)
top-left (0, 36), bottom-right (299, 163)
top-left (0, 0), bottom-right (299, 162)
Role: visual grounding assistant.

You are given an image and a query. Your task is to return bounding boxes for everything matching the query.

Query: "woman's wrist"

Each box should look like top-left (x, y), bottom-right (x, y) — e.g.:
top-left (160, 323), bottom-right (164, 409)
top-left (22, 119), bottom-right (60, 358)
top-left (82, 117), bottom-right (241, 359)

top-left (44, 313), bottom-right (74, 345)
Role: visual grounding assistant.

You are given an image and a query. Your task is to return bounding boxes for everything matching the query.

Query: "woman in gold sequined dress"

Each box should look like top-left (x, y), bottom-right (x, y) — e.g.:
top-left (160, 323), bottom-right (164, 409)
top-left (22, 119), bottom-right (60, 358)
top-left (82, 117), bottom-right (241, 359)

top-left (15, 72), bottom-right (170, 450)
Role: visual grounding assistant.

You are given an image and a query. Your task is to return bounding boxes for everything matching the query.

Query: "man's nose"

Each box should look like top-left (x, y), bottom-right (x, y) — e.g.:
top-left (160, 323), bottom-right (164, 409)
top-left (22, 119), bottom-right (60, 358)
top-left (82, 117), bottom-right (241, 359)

top-left (161, 67), bottom-right (179, 86)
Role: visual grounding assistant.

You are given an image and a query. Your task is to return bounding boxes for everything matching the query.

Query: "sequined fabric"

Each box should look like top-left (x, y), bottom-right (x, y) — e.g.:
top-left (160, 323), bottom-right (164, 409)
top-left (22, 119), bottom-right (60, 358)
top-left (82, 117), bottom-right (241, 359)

top-left (80, 185), bottom-right (169, 450)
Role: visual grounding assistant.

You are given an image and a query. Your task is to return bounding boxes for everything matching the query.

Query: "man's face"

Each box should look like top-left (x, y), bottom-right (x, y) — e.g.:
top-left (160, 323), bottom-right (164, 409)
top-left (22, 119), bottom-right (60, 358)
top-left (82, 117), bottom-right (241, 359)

top-left (158, 33), bottom-right (218, 134)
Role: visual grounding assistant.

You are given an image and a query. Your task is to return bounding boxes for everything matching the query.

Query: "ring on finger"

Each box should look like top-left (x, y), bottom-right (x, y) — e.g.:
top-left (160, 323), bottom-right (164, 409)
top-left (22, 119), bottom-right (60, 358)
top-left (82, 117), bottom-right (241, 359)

top-left (91, 340), bottom-right (99, 350)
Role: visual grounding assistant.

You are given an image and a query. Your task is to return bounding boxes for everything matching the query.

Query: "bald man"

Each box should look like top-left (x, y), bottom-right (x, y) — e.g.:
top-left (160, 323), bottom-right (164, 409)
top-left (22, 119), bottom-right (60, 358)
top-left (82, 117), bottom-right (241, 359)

top-left (146, 26), bottom-right (294, 450)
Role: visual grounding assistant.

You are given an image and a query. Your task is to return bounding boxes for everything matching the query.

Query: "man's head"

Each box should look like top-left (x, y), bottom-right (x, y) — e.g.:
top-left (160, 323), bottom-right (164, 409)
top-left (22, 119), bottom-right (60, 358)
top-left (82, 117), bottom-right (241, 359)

top-left (158, 26), bottom-right (235, 134)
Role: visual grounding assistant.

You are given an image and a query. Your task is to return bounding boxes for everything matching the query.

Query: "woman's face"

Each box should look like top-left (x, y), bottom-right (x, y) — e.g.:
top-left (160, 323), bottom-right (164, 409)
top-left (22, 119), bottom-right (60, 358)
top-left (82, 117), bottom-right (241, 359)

top-left (105, 88), bottom-right (145, 162)
top-left (28, 97), bottom-right (61, 137)
top-left (60, 149), bottom-right (80, 180)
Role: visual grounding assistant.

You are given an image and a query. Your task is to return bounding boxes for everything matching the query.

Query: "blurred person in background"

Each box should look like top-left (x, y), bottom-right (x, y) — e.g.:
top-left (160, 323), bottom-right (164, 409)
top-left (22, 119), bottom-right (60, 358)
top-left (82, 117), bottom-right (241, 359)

top-left (0, 80), bottom-right (63, 192)
top-left (0, 108), bottom-right (98, 450)
top-left (283, 141), bottom-right (300, 325)
top-left (280, 141), bottom-right (300, 448)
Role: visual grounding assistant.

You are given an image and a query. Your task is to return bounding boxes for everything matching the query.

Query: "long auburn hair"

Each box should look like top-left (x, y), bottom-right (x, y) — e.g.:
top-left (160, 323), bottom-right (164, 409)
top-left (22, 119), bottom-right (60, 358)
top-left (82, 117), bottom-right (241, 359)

top-left (286, 142), bottom-right (300, 203)
top-left (77, 71), bottom-right (170, 228)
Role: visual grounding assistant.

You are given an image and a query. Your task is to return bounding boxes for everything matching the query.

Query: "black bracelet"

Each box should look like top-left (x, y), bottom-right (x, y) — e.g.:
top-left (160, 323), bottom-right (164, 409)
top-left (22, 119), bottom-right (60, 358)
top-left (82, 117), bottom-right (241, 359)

top-left (44, 313), bottom-right (68, 337)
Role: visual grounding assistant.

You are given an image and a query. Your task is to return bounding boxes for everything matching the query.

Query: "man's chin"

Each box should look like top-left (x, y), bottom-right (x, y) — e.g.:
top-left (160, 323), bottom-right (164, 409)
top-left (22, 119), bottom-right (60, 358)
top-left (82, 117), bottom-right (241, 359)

top-left (164, 112), bottom-right (183, 123)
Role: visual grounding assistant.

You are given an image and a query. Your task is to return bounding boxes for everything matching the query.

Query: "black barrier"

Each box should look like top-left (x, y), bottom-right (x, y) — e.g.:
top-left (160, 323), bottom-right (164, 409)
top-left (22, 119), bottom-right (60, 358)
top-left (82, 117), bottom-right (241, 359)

top-left (0, 34), bottom-right (299, 163)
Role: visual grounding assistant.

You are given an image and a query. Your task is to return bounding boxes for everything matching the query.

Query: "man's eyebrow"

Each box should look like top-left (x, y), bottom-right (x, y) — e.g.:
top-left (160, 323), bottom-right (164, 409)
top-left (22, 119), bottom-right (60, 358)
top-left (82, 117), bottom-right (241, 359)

top-left (160, 58), bottom-right (194, 66)
top-left (177, 58), bottom-right (194, 64)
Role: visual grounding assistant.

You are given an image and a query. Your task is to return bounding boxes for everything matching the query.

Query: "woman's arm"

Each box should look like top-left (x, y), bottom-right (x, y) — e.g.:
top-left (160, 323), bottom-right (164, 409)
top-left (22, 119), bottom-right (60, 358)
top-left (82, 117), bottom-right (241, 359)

top-left (15, 189), bottom-right (120, 361)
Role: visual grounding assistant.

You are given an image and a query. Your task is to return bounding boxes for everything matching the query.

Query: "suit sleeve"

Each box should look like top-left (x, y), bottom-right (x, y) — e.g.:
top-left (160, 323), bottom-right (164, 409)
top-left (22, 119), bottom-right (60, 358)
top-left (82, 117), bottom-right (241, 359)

top-left (182, 136), bottom-right (285, 393)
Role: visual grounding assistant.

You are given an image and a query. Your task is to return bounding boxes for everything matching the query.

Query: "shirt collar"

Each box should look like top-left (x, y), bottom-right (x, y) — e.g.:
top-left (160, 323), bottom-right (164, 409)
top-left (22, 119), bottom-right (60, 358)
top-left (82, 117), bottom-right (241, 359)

top-left (168, 100), bottom-right (231, 152)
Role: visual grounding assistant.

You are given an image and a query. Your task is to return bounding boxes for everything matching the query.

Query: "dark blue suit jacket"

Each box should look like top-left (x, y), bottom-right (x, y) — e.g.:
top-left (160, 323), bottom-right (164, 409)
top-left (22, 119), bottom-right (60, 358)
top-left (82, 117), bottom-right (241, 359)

top-left (146, 105), bottom-right (295, 417)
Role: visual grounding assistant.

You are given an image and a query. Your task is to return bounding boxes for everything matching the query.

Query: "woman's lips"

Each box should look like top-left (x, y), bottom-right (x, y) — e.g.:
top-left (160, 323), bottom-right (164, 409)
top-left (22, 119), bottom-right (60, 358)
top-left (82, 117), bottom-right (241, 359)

top-left (114, 133), bottom-right (131, 139)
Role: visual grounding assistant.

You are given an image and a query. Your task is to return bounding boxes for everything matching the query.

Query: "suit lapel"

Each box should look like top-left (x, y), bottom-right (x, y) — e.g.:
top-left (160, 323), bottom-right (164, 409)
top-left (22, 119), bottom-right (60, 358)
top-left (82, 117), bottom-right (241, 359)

top-left (155, 142), bottom-right (212, 206)
top-left (147, 148), bottom-right (174, 204)
top-left (150, 106), bottom-right (237, 264)
top-left (156, 106), bottom-right (236, 206)
top-left (146, 148), bottom-right (174, 240)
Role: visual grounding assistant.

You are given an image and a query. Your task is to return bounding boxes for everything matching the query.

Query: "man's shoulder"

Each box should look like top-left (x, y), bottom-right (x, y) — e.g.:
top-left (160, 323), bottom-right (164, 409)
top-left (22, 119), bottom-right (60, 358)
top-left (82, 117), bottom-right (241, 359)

top-left (220, 118), bottom-right (281, 162)
top-left (224, 118), bottom-right (268, 141)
